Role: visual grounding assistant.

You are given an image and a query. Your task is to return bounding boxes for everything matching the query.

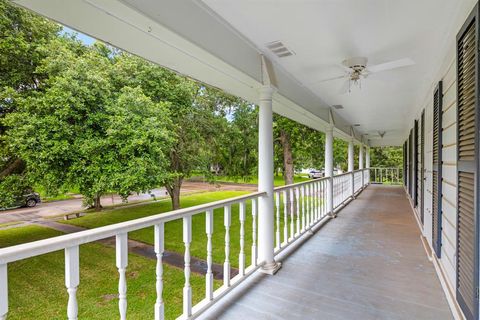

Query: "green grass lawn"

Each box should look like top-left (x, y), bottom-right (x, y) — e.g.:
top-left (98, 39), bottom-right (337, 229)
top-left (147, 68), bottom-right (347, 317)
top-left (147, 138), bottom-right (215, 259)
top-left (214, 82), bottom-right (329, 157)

top-left (192, 174), bottom-right (310, 187)
top-left (0, 225), bottom-right (219, 319)
top-left (63, 191), bottom-right (314, 269)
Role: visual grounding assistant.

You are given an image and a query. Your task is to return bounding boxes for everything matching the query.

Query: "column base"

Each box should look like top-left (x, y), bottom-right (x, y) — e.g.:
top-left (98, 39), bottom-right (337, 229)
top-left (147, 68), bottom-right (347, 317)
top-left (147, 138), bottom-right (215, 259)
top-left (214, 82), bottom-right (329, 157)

top-left (260, 261), bottom-right (282, 275)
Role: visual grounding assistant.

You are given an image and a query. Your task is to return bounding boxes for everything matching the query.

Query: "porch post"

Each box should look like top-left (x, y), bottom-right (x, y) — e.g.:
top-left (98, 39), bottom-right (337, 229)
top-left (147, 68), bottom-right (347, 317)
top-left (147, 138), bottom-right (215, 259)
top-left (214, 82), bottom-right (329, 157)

top-left (359, 144), bottom-right (364, 188)
top-left (366, 146), bottom-right (370, 168)
top-left (325, 125), bottom-right (334, 217)
top-left (359, 144), bottom-right (364, 170)
top-left (348, 139), bottom-right (354, 198)
top-left (258, 85), bottom-right (280, 275)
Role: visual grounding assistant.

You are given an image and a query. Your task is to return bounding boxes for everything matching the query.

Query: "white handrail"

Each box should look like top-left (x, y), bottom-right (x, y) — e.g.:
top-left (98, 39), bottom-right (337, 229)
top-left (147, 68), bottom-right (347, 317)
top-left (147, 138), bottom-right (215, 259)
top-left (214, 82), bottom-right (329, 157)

top-left (0, 191), bottom-right (265, 264)
top-left (369, 167), bottom-right (402, 185)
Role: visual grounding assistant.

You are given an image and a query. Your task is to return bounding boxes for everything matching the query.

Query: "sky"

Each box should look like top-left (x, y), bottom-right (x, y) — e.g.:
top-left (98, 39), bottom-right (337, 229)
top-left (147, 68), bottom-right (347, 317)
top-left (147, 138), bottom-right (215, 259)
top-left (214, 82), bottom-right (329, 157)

top-left (61, 26), bottom-right (96, 46)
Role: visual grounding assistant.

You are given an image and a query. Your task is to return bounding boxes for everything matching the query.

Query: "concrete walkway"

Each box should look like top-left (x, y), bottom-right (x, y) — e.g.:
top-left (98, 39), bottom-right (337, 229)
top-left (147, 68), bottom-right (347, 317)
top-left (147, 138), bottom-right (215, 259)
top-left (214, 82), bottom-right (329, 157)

top-left (34, 220), bottom-right (237, 280)
top-left (199, 185), bottom-right (453, 320)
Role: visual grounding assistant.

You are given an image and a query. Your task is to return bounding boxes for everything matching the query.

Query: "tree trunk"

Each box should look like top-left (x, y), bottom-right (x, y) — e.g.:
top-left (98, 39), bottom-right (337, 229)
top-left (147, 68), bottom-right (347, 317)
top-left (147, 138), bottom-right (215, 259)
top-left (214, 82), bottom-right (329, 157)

top-left (279, 130), bottom-right (294, 185)
top-left (165, 177), bottom-right (183, 210)
top-left (93, 194), bottom-right (102, 211)
top-left (0, 158), bottom-right (25, 178)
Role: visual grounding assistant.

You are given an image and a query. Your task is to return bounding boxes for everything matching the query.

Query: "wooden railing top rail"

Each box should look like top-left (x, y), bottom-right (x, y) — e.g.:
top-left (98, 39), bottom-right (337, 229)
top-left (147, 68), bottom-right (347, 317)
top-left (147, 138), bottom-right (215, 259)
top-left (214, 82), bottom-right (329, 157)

top-left (0, 191), bottom-right (266, 264)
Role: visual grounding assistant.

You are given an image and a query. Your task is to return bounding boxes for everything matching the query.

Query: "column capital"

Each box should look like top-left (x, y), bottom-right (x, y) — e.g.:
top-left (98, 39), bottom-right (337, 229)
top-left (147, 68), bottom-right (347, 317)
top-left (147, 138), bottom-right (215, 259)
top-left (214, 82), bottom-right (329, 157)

top-left (258, 85), bottom-right (276, 101)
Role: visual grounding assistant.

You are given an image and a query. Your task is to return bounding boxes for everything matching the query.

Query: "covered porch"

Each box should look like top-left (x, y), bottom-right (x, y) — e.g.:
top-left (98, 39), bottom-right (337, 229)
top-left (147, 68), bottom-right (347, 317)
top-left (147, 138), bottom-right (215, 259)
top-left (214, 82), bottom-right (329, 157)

top-left (1, 0), bottom-right (476, 319)
top-left (201, 184), bottom-right (451, 320)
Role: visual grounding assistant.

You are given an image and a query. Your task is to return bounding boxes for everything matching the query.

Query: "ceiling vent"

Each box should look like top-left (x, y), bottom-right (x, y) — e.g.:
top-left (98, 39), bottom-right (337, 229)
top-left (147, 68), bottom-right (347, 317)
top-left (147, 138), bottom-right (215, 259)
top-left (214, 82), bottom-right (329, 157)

top-left (332, 105), bottom-right (343, 110)
top-left (266, 41), bottom-right (295, 58)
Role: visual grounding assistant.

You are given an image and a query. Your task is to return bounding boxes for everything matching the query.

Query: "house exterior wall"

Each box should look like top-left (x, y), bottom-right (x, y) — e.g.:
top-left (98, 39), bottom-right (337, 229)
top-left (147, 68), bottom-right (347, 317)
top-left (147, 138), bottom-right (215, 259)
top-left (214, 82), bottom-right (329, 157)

top-left (408, 26), bottom-right (463, 319)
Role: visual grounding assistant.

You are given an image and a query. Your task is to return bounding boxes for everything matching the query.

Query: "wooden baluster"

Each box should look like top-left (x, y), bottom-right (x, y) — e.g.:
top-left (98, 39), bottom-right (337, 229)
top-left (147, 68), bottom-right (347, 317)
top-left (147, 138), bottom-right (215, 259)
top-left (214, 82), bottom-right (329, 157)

top-left (313, 183), bottom-right (317, 221)
top-left (319, 181), bottom-right (322, 218)
top-left (321, 181), bottom-right (325, 217)
top-left (311, 183), bottom-right (315, 222)
top-left (251, 199), bottom-right (258, 266)
top-left (65, 246), bottom-right (79, 320)
top-left (301, 185), bottom-right (306, 231)
top-left (183, 216), bottom-right (192, 317)
top-left (295, 187), bottom-right (300, 236)
top-left (312, 183), bottom-right (316, 222)
top-left (306, 184), bottom-right (311, 227)
top-left (116, 233), bottom-right (128, 320)
top-left (275, 193), bottom-right (280, 250)
top-left (154, 223), bottom-right (165, 320)
top-left (239, 202), bottom-right (246, 276)
top-left (0, 264), bottom-right (7, 320)
top-left (205, 209), bottom-right (214, 301)
top-left (289, 188), bottom-right (294, 241)
top-left (282, 190), bottom-right (288, 245)
top-left (316, 182), bottom-right (320, 219)
top-left (224, 205), bottom-right (231, 287)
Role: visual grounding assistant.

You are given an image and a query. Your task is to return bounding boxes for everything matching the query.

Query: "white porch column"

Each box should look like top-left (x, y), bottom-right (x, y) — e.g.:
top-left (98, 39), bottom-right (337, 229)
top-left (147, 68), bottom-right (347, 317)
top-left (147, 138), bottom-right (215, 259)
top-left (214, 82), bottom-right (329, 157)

top-left (348, 139), bottom-right (355, 198)
top-left (325, 125), bottom-right (334, 217)
top-left (258, 86), bottom-right (280, 275)
top-left (359, 144), bottom-right (364, 169)
top-left (366, 146), bottom-right (370, 168)
top-left (348, 139), bottom-right (354, 172)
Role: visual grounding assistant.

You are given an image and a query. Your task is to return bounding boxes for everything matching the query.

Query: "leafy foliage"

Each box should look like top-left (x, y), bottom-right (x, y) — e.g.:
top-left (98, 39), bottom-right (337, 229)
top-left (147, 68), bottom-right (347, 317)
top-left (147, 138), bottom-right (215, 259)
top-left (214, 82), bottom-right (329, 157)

top-left (370, 146), bottom-right (403, 168)
top-left (3, 42), bottom-right (173, 209)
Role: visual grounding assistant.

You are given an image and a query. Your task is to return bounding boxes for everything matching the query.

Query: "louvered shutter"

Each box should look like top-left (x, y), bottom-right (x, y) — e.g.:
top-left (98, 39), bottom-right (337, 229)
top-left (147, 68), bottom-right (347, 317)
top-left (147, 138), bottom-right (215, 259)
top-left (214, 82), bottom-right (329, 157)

top-left (403, 141), bottom-right (407, 187)
top-left (432, 81), bottom-right (443, 258)
top-left (456, 7), bottom-right (479, 320)
top-left (409, 129), bottom-right (414, 196)
top-left (414, 119), bottom-right (419, 207)
top-left (421, 111), bottom-right (425, 224)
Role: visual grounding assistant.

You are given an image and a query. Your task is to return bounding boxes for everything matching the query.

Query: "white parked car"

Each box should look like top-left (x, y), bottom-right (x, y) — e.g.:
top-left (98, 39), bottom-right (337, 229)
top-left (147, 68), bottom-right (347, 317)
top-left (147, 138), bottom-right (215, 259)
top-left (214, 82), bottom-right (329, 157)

top-left (308, 170), bottom-right (323, 179)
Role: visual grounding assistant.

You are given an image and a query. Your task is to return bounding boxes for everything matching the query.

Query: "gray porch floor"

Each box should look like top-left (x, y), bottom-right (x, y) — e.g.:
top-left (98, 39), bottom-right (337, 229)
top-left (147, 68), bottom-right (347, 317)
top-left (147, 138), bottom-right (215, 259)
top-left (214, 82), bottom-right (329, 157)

top-left (199, 185), bottom-right (452, 320)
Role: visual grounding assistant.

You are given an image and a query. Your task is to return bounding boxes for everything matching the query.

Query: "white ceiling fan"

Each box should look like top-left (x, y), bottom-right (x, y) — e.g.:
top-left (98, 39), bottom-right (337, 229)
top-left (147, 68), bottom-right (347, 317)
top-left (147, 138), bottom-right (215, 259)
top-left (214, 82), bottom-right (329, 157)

top-left (318, 57), bottom-right (415, 94)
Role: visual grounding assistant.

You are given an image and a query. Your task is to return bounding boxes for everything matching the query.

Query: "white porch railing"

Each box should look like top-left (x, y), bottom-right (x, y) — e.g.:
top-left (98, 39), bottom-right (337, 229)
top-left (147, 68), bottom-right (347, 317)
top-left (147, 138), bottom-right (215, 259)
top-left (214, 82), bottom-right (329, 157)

top-left (353, 170), bottom-right (364, 194)
top-left (332, 172), bottom-right (352, 209)
top-left (369, 167), bottom-right (403, 185)
top-left (0, 169), bottom-right (369, 320)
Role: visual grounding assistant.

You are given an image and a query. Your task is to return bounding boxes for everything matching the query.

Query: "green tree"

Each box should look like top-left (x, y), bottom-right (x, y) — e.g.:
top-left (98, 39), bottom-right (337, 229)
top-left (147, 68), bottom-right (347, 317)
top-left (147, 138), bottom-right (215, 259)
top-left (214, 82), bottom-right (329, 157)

top-left (0, 0), bottom-right (62, 205)
top-left (370, 146), bottom-right (403, 168)
top-left (3, 44), bottom-right (173, 210)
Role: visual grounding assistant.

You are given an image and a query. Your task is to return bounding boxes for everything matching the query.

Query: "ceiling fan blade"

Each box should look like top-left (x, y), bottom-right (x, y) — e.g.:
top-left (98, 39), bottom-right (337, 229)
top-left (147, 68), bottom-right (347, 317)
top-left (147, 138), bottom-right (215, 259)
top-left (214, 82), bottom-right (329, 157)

top-left (316, 74), bottom-right (348, 84)
top-left (367, 58), bottom-right (415, 73)
top-left (338, 79), bottom-right (350, 94)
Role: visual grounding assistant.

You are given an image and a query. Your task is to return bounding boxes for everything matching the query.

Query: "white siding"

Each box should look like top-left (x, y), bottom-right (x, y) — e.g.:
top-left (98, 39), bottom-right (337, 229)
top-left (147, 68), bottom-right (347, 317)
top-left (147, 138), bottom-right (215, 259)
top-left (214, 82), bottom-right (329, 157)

top-left (424, 96), bottom-right (433, 248)
top-left (411, 56), bottom-right (457, 293)
top-left (441, 58), bottom-right (457, 292)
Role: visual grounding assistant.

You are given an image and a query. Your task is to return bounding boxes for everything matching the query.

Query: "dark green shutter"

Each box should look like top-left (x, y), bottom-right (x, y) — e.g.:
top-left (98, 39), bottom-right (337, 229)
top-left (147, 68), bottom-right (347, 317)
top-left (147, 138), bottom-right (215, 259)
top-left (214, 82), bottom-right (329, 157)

top-left (409, 129), bottom-right (414, 196)
top-left (403, 141), bottom-right (407, 187)
top-left (414, 119), bottom-right (419, 207)
top-left (421, 111), bottom-right (425, 224)
top-left (432, 81), bottom-right (443, 258)
top-left (456, 5), bottom-right (479, 319)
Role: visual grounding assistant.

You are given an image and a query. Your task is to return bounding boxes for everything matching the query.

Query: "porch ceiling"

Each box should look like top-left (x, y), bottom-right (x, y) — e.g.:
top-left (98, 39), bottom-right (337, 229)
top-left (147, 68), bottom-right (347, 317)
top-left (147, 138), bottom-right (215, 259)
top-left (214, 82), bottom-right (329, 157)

top-left (11, 0), bottom-right (477, 146)
top-left (198, 0), bottom-right (474, 146)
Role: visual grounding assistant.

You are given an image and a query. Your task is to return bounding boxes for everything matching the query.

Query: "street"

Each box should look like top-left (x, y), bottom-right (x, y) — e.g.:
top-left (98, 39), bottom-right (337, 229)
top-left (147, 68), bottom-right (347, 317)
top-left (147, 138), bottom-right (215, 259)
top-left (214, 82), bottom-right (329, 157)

top-left (0, 181), bottom-right (256, 225)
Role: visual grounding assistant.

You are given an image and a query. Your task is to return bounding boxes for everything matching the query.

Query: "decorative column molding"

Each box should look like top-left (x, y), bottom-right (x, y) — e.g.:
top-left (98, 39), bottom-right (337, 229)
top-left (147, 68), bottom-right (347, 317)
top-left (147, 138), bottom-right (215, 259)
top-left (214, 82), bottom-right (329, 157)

top-left (258, 85), bottom-right (281, 275)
